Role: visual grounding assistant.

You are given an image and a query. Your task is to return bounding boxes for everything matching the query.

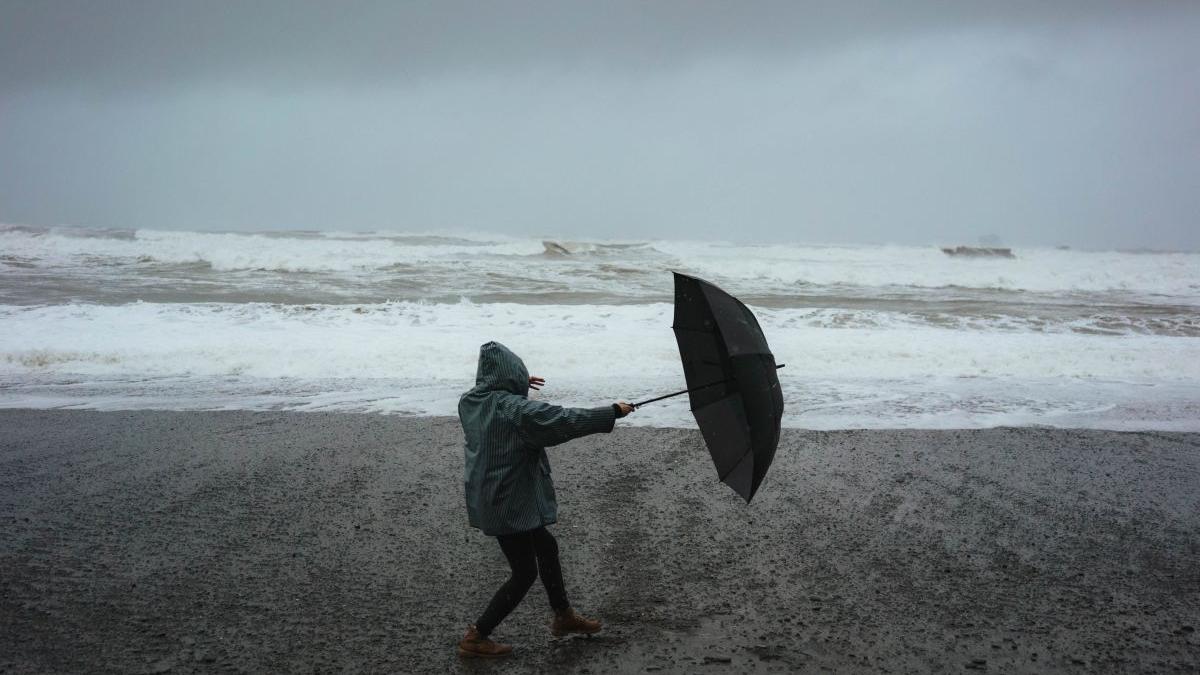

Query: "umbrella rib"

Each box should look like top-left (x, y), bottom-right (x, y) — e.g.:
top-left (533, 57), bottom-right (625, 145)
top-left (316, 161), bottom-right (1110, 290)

top-left (716, 448), bottom-right (753, 483)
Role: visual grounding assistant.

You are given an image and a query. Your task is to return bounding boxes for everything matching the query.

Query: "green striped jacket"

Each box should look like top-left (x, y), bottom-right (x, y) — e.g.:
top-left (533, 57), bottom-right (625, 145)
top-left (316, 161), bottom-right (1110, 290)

top-left (459, 342), bottom-right (617, 536)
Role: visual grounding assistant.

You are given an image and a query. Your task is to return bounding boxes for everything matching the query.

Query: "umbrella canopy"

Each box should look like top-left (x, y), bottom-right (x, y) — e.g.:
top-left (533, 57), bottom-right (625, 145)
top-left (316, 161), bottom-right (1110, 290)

top-left (671, 272), bottom-right (783, 502)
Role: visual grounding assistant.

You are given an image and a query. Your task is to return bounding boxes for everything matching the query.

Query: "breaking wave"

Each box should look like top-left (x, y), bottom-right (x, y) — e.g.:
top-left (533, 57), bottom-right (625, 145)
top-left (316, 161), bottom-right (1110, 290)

top-left (2, 301), bottom-right (1197, 382)
top-left (2, 224), bottom-right (1197, 429)
top-left (3, 224), bottom-right (1198, 298)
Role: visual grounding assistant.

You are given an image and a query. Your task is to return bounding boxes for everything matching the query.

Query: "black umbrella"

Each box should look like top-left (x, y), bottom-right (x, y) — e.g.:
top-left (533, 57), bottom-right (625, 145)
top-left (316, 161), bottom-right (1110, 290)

top-left (634, 272), bottom-right (784, 502)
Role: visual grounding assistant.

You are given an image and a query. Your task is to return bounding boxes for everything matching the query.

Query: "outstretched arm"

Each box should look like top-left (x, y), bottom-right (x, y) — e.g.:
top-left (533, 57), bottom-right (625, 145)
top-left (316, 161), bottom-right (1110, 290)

top-left (512, 398), bottom-right (628, 448)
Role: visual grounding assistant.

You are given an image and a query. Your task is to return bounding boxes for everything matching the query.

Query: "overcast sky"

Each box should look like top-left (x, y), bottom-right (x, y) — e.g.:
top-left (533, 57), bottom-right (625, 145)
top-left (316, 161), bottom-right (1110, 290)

top-left (2, 1), bottom-right (1198, 248)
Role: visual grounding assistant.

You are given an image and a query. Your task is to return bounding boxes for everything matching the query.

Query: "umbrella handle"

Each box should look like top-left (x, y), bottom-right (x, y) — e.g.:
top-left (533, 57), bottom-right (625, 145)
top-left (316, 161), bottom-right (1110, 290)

top-left (632, 364), bottom-right (784, 408)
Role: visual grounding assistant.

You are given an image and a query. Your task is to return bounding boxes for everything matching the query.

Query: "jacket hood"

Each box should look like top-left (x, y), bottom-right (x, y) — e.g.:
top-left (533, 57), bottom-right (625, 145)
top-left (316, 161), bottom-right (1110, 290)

top-left (471, 341), bottom-right (529, 396)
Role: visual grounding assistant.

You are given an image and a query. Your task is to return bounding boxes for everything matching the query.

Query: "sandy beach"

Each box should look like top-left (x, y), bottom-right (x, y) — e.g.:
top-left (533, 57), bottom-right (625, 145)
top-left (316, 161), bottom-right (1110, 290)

top-left (1, 410), bottom-right (1197, 673)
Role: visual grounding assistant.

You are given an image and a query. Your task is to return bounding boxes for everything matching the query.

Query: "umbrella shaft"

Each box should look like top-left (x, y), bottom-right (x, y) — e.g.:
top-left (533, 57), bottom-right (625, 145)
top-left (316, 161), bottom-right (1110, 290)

top-left (632, 364), bottom-right (784, 408)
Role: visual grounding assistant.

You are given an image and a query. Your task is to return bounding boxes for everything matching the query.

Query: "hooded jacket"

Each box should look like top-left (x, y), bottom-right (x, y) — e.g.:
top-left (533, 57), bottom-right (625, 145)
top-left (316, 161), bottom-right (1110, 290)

top-left (459, 342), bottom-right (617, 536)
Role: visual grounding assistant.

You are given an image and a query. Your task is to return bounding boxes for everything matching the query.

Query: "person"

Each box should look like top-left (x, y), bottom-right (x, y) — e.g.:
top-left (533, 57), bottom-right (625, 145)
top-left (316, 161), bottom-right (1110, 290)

top-left (456, 341), bottom-right (635, 658)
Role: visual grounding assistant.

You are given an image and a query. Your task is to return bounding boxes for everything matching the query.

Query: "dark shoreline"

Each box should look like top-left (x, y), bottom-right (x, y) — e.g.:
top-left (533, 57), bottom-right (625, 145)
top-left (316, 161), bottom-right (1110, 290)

top-left (2, 410), bottom-right (1198, 673)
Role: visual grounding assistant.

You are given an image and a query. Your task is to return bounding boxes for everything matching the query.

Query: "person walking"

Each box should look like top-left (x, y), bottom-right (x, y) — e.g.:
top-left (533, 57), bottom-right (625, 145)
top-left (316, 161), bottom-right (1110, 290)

top-left (456, 341), bottom-right (634, 657)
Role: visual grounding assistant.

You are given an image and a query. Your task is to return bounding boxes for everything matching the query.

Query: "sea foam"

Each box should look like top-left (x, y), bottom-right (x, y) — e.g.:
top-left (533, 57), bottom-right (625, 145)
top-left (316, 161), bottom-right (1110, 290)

top-left (3, 225), bottom-right (1198, 298)
top-left (2, 225), bottom-right (1197, 429)
top-left (2, 301), bottom-right (1197, 429)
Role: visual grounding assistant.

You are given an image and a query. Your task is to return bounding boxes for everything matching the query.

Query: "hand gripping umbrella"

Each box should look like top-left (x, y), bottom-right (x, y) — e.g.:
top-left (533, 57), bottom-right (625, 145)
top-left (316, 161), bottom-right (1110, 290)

top-left (634, 272), bottom-right (784, 502)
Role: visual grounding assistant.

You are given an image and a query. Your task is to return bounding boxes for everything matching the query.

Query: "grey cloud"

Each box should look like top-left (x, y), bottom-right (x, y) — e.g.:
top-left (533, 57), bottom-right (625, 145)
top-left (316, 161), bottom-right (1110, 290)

top-left (1, 1), bottom-right (1198, 249)
top-left (0, 1), bottom-right (1164, 93)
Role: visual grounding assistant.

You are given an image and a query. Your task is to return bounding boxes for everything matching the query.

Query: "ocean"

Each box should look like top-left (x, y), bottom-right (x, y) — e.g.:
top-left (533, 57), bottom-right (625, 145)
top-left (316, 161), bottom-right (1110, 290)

top-left (2, 224), bottom-right (1197, 429)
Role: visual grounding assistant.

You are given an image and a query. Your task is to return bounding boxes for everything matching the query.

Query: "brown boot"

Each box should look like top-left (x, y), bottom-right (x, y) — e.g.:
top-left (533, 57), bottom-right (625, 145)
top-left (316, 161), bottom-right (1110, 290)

top-left (550, 608), bottom-right (602, 636)
top-left (457, 625), bottom-right (513, 658)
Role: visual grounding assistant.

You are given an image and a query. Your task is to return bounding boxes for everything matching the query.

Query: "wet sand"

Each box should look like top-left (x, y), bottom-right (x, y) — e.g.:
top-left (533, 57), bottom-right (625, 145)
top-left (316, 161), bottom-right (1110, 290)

top-left (1, 410), bottom-right (1198, 673)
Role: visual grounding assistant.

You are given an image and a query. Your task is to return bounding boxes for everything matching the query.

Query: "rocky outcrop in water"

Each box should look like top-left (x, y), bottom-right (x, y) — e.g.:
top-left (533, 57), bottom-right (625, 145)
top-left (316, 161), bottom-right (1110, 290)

top-left (941, 246), bottom-right (1015, 258)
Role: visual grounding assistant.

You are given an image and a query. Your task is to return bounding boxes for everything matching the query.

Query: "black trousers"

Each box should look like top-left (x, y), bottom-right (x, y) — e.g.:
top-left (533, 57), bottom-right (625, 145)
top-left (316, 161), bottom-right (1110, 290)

top-left (475, 526), bottom-right (569, 637)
